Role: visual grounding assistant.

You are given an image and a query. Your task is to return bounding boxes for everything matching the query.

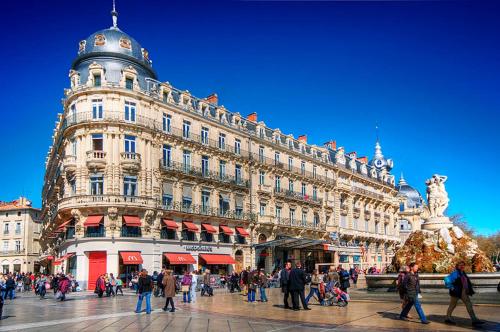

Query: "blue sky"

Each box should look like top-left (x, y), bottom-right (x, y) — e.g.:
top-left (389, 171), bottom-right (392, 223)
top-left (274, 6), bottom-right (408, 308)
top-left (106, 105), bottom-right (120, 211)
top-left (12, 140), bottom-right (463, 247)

top-left (1, 0), bottom-right (498, 234)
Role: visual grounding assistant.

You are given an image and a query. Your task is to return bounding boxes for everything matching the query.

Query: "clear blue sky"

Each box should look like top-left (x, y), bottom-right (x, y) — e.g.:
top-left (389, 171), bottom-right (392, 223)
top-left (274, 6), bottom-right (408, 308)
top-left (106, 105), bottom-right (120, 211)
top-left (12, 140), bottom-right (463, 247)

top-left (1, 1), bottom-right (498, 234)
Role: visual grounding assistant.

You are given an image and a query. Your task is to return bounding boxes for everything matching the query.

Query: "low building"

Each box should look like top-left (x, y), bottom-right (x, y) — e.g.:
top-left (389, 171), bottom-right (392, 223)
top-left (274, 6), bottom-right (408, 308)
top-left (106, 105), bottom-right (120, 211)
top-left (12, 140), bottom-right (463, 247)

top-left (0, 197), bottom-right (41, 273)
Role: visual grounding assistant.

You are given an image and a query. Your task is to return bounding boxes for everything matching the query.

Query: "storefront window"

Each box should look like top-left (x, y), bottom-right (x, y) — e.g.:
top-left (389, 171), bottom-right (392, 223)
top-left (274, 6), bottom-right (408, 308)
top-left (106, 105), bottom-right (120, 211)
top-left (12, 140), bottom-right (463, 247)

top-left (13, 264), bottom-right (21, 273)
top-left (67, 255), bottom-right (77, 276)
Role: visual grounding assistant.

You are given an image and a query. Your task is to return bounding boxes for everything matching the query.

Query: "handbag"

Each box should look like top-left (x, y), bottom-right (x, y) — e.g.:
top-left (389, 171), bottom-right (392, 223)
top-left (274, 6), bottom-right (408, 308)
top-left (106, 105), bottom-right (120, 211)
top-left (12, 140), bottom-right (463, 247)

top-left (181, 285), bottom-right (190, 292)
top-left (45, 282), bottom-right (51, 290)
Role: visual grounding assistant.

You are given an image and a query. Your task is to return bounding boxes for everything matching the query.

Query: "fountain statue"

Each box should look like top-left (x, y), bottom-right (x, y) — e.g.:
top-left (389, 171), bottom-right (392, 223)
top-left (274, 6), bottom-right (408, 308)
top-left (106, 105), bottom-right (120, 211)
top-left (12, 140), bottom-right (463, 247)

top-left (389, 174), bottom-right (494, 274)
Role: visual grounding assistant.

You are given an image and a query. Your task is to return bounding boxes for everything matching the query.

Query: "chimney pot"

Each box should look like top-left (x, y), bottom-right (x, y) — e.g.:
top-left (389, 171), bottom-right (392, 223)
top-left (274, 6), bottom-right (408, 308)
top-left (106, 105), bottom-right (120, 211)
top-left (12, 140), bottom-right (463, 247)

top-left (247, 112), bottom-right (257, 122)
top-left (206, 93), bottom-right (218, 105)
top-left (298, 135), bottom-right (307, 143)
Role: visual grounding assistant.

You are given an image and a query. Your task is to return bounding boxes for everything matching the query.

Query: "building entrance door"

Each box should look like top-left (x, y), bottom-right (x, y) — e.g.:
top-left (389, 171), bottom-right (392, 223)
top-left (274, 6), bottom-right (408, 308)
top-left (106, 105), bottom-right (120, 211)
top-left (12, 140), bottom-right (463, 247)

top-left (88, 251), bottom-right (107, 290)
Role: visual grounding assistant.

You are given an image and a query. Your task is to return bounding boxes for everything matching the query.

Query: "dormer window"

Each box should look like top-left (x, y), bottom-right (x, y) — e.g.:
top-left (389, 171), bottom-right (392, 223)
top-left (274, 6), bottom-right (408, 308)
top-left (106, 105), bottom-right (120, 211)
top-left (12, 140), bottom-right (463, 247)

top-left (93, 74), bottom-right (101, 87)
top-left (125, 77), bottom-right (133, 90)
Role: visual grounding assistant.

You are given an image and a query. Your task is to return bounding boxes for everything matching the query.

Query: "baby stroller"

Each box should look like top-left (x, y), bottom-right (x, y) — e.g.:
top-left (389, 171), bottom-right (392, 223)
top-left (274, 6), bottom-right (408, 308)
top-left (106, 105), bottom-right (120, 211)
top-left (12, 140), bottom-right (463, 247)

top-left (322, 281), bottom-right (349, 307)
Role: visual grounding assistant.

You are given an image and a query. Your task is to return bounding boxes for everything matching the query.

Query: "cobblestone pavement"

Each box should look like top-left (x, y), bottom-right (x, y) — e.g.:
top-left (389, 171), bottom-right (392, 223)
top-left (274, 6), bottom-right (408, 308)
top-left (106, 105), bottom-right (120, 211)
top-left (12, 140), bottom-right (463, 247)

top-left (1, 287), bottom-right (499, 331)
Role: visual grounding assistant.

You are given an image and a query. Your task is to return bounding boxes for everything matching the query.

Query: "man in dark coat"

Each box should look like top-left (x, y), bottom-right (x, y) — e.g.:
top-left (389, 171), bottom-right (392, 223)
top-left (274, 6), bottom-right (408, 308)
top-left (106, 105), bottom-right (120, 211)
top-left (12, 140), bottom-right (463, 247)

top-left (279, 261), bottom-right (292, 309)
top-left (288, 262), bottom-right (310, 311)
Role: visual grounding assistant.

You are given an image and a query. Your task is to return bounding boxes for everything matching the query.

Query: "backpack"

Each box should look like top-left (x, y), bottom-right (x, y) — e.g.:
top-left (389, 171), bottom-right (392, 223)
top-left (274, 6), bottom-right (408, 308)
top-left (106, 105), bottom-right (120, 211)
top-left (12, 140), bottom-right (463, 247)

top-left (305, 274), bottom-right (312, 284)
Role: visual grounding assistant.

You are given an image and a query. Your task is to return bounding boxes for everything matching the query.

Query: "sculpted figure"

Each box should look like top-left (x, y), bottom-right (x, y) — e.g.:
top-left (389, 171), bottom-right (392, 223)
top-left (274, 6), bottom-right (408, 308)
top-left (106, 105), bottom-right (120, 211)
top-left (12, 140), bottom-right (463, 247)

top-left (426, 174), bottom-right (449, 218)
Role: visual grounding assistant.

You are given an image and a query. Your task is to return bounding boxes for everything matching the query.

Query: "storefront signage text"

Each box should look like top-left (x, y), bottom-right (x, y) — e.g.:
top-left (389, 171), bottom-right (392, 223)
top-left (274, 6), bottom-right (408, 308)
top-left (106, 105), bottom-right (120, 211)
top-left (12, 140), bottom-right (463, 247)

top-left (185, 245), bottom-right (213, 252)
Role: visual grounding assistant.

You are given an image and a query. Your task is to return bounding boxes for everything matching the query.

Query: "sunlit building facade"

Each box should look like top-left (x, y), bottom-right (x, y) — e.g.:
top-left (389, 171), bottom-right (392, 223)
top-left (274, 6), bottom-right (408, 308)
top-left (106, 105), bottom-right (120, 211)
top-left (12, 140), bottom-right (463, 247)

top-left (41, 9), bottom-right (405, 288)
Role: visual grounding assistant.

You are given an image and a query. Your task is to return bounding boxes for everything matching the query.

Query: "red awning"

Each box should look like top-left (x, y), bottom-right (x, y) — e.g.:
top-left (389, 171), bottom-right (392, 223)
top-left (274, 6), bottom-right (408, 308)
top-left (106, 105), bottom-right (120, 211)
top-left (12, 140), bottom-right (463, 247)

top-left (202, 223), bottom-right (217, 234)
top-left (84, 215), bottom-right (103, 227)
top-left (120, 252), bottom-right (143, 265)
top-left (57, 218), bottom-right (73, 231)
top-left (236, 227), bottom-right (249, 237)
top-left (219, 225), bottom-right (234, 235)
top-left (123, 215), bottom-right (141, 227)
top-left (183, 221), bottom-right (199, 232)
top-left (54, 252), bottom-right (75, 263)
top-left (199, 254), bottom-right (236, 265)
top-left (46, 256), bottom-right (54, 261)
top-left (164, 253), bottom-right (196, 265)
top-left (162, 219), bottom-right (178, 230)
top-left (53, 261), bottom-right (62, 266)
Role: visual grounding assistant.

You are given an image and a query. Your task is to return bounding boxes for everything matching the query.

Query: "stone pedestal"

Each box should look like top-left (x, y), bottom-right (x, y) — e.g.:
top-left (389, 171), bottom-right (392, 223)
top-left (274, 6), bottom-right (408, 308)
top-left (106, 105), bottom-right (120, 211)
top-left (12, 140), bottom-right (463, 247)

top-left (421, 217), bottom-right (453, 230)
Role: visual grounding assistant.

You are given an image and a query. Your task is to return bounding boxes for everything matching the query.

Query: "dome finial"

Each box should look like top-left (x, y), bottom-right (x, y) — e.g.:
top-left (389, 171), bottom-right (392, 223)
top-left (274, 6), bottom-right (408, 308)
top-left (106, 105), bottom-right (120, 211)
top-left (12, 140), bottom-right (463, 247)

top-left (111, 0), bottom-right (118, 29)
top-left (399, 172), bottom-right (407, 185)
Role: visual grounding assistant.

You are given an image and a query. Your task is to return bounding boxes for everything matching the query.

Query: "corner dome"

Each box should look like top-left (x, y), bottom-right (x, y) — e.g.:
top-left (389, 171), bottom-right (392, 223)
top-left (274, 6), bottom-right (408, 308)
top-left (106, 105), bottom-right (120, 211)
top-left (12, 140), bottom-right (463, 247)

top-left (71, 25), bottom-right (157, 90)
top-left (397, 176), bottom-right (423, 208)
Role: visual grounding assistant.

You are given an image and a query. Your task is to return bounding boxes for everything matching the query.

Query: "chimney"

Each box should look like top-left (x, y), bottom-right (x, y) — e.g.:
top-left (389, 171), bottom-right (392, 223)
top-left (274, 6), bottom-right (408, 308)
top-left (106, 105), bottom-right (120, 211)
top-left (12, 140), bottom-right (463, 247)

top-left (205, 93), bottom-right (218, 105)
top-left (298, 135), bottom-right (307, 143)
top-left (347, 151), bottom-right (357, 158)
top-left (247, 112), bottom-right (257, 122)
top-left (324, 140), bottom-right (336, 150)
top-left (357, 156), bottom-right (368, 164)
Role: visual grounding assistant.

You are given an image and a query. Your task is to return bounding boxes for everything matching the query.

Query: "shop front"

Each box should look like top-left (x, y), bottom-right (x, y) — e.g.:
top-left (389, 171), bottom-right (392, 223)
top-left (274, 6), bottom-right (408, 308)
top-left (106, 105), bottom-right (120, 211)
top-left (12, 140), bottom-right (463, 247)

top-left (198, 253), bottom-right (236, 275)
top-left (163, 252), bottom-right (196, 274)
top-left (119, 251), bottom-right (143, 285)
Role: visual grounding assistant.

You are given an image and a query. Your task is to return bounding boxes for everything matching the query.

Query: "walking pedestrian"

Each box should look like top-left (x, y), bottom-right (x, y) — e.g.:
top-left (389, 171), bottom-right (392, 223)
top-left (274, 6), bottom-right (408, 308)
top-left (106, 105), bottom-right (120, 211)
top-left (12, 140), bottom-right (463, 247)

top-left (181, 271), bottom-right (192, 303)
top-left (288, 262), bottom-right (310, 311)
top-left (162, 270), bottom-right (176, 312)
top-left (399, 263), bottom-right (430, 324)
top-left (241, 267), bottom-right (249, 296)
top-left (115, 277), bottom-right (124, 295)
top-left (135, 269), bottom-right (153, 314)
top-left (190, 270), bottom-right (198, 303)
top-left (4, 275), bottom-right (15, 300)
top-left (349, 266), bottom-right (359, 287)
top-left (247, 270), bottom-right (257, 303)
top-left (109, 273), bottom-right (116, 297)
top-left (305, 269), bottom-right (323, 305)
top-left (95, 274), bottom-right (106, 298)
top-left (396, 266), bottom-right (412, 317)
top-left (444, 261), bottom-right (484, 326)
top-left (339, 266), bottom-right (350, 293)
top-left (280, 261), bottom-right (292, 309)
top-left (258, 269), bottom-right (268, 302)
top-left (57, 274), bottom-right (70, 301)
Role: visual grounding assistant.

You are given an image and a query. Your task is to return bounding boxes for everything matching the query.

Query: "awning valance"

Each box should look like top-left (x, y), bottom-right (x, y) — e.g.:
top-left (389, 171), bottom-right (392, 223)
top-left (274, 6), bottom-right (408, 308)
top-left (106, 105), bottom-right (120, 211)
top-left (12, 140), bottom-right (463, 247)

top-left (182, 221), bottom-right (199, 232)
top-left (202, 223), bottom-right (217, 234)
top-left (236, 227), bottom-right (249, 237)
top-left (162, 219), bottom-right (178, 229)
top-left (120, 252), bottom-right (143, 265)
top-left (123, 215), bottom-right (141, 227)
top-left (84, 215), bottom-right (103, 227)
top-left (199, 254), bottom-right (236, 265)
top-left (164, 253), bottom-right (196, 265)
top-left (219, 225), bottom-right (234, 235)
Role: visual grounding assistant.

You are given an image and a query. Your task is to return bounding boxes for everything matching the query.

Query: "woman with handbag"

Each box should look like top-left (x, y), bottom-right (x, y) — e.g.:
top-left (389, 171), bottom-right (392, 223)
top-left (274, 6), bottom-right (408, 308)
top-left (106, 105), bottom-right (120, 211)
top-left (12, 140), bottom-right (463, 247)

top-left (181, 271), bottom-right (192, 303)
top-left (94, 274), bottom-right (106, 298)
top-left (162, 270), bottom-right (176, 312)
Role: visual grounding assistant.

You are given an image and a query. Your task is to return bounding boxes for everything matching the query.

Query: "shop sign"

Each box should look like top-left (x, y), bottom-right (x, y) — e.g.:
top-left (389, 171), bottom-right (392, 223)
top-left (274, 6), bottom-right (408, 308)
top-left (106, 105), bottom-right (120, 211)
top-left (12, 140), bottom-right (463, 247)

top-left (185, 245), bottom-right (213, 252)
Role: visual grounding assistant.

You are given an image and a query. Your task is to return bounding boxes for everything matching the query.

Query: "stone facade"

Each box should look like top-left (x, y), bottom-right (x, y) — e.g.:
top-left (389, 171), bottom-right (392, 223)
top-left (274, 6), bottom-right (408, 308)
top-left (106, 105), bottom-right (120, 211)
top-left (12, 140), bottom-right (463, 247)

top-left (40, 13), bottom-right (404, 288)
top-left (0, 197), bottom-right (41, 273)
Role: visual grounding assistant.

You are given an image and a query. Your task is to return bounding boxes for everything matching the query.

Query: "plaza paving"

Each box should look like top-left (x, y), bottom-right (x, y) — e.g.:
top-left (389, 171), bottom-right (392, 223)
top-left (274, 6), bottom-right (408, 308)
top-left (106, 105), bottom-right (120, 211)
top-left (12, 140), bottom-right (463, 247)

top-left (0, 287), bottom-right (499, 331)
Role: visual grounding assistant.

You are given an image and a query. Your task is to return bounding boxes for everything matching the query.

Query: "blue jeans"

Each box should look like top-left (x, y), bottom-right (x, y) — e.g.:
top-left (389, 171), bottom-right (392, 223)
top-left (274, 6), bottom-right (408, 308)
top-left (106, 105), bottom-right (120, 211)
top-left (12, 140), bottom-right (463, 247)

top-left (247, 289), bottom-right (255, 302)
top-left (135, 292), bottom-right (152, 314)
top-left (400, 296), bottom-right (427, 322)
top-left (3, 289), bottom-right (14, 300)
top-left (259, 287), bottom-right (267, 302)
top-left (183, 291), bottom-right (191, 303)
top-left (305, 287), bottom-right (322, 304)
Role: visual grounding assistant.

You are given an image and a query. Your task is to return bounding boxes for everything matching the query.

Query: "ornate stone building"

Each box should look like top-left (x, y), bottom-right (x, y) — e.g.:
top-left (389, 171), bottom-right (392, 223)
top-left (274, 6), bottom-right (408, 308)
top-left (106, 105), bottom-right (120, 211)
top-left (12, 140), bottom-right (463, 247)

top-left (396, 175), bottom-right (425, 243)
top-left (40, 8), bottom-right (404, 288)
top-left (0, 197), bottom-right (41, 273)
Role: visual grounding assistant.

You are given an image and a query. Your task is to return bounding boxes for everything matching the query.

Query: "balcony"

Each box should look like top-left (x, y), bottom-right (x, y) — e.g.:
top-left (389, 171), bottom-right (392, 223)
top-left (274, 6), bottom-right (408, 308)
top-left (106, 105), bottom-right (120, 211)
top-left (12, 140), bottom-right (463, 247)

top-left (275, 217), bottom-right (326, 231)
top-left (160, 160), bottom-right (249, 189)
top-left (63, 155), bottom-right (77, 174)
top-left (58, 194), bottom-right (159, 211)
top-left (120, 152), bottom-right (141, 172)
top-left (161, 202), bottom-right (255, 222)
top-left (274, 188), bottom-right (323, 206)
top-left (86, 150), bottom-right (106, 169)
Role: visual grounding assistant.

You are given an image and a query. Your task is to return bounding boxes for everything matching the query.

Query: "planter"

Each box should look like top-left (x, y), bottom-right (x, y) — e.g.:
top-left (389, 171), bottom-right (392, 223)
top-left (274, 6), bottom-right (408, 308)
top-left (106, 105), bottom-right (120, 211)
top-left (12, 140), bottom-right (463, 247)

top-left (366, 273), bottom-right (500, 293)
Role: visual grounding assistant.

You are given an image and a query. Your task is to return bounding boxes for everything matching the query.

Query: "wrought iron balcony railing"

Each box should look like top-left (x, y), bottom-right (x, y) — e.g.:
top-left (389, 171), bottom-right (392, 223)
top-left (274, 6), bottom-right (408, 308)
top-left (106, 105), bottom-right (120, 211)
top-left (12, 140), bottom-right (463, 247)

top-left (273, 188), bottom-right (323, 205)
top-left (160, 160), bottom-right (249, 189)
top-left (161, 201), bottom-right (256, 222)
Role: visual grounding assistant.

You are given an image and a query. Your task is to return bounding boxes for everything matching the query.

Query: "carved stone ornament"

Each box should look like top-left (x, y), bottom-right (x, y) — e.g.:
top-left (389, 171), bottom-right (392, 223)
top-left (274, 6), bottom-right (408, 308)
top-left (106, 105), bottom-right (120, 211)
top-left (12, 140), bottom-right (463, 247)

top-left (335, 150), bottom-right (346, 166)
top-left (78, 40), bottom-right (86, 53)
top-left (71, 209), bottom-right (82, 223)
top-left (119, 37), bottom-right (132, 50)
top-left (142, 48), bottom-right (150, 61)
top-left (370, 167), bottom-right (377, 178)
top-left (108, 207), bottom-right (118, 221)
top-left (94, 34), bottom-right (106, 46)
top-left (145, 210), bottom-right (155, 225)
top-left (349, 158), bottom-right (357, 170)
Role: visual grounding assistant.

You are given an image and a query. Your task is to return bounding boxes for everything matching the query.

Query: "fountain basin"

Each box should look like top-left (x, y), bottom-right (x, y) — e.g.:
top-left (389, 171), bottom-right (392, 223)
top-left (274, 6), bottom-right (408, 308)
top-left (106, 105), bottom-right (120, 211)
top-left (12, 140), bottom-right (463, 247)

top-left (366, 273), bottom-right (500, 293)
